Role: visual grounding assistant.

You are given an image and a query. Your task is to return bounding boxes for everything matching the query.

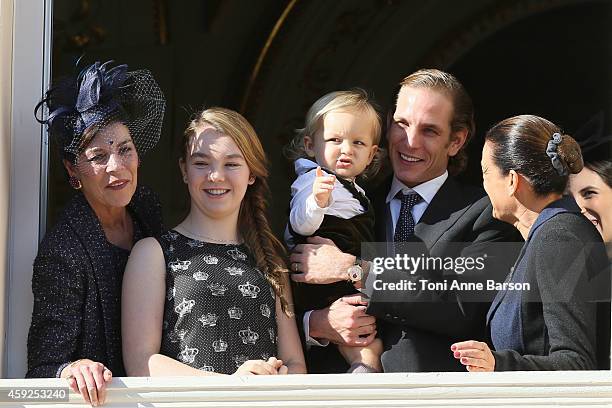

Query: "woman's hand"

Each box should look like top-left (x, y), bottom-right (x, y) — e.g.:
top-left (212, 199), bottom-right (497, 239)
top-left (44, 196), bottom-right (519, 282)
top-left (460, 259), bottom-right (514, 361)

top-left (268, 357), bottom-right (289, 374)
top-left (61, 359), bottom-right (112, 406)
top-left (233, 357), bottom-right (286, 375)
top-left (451, 340), bottom-right (496, 372)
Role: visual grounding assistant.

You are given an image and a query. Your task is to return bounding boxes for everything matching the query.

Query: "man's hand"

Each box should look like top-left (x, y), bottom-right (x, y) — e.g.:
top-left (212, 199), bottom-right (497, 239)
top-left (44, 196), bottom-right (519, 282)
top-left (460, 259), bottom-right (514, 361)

top-left (312, 166), bottom-right (335, 208)
top-left (290, 237), bottom-right (355, 284)
top-left (310, 294), bottom-right (377, 346)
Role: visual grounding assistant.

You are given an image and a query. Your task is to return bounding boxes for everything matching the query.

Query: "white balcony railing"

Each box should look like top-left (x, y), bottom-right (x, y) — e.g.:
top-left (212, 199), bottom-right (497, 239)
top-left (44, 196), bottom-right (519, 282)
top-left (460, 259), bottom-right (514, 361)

top-left (1, 371), bottom-right (611, 407)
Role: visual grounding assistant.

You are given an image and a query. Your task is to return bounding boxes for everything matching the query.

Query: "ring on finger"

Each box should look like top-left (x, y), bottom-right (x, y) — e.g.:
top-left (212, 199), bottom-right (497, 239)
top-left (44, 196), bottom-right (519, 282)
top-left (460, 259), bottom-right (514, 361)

top-left (292, 262), bottom-right (299, 272)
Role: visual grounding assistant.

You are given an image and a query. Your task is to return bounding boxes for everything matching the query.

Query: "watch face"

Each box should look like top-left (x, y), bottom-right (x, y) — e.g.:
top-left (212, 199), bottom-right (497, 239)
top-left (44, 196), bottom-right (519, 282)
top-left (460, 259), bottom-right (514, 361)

top-left (348, 265), bottom-right (362, 282)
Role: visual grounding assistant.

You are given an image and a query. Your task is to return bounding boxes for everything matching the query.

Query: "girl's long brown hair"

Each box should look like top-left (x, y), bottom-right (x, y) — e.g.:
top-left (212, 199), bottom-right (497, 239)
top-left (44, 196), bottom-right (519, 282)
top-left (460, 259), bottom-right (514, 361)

top-left (182, 107), bottom-right (292, 315)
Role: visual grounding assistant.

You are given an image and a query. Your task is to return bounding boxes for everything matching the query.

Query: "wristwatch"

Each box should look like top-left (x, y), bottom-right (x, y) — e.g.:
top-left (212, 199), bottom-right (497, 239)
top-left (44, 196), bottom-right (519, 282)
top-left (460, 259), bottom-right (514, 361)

top-left (347, 257), bottom-right (363, 283)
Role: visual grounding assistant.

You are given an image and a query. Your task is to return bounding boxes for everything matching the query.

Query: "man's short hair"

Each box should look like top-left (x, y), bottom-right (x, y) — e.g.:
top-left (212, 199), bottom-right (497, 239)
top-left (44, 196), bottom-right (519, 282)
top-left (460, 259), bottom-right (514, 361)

top-left (399, 69), bottom-right (475, 175)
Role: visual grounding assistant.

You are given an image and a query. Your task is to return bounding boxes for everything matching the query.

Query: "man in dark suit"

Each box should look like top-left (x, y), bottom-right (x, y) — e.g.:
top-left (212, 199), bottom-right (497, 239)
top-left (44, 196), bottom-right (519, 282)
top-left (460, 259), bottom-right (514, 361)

top-left (290, 69), bottom-right (521, 372)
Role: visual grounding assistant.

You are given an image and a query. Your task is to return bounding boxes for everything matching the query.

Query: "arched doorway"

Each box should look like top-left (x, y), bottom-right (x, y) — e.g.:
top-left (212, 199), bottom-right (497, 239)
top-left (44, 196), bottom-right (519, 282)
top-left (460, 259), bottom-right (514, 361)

top-left (48, 0), bottom-right (611, 234)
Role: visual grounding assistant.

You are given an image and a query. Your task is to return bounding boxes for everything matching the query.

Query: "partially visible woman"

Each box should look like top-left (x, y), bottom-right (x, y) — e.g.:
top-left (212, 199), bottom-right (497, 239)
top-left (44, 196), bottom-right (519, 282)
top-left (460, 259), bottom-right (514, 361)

top-left (28, 61), bottom-right (165, 405)
top-left (569, 159), bottom-right (612, 369)
top-left (451, 115), bottom-right (609, 371)
top-left (570, 160), bottom-right (612, 244)
top-left (122, 107), bottom-right (306, 376)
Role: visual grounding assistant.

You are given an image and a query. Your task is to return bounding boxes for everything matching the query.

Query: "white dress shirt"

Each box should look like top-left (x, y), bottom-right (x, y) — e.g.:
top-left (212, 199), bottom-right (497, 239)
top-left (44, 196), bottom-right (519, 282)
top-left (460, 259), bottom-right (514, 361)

top-left (361, 171), bottom-right (448, 296)
top-left (386, 171), bottom-right (449, 235)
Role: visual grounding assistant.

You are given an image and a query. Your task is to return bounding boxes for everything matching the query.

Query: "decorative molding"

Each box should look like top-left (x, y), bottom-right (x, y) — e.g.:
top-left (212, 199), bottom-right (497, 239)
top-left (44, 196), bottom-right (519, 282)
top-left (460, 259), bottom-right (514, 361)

top-left (2, 372), bottom-right (612, 406)
top-left (240, 0), bottom-right (299, 114)
top-left (420, 0), bottom-right (582, 68)
top-left (153, 0), bottom-right (168, 45)
top-left (53, 0), bottom-right (107, 53)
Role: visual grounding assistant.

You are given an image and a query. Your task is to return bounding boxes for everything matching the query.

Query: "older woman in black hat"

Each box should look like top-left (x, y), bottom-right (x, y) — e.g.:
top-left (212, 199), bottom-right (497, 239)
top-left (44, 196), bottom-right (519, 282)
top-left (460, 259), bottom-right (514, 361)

top-left (27, 61), bottom-right (165, 405)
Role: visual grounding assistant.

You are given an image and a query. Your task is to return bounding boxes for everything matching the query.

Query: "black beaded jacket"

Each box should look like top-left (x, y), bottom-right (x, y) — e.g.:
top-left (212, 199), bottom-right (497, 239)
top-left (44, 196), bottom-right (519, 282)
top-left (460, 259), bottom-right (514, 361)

top-left (26, 185), bottom-right (163, 378)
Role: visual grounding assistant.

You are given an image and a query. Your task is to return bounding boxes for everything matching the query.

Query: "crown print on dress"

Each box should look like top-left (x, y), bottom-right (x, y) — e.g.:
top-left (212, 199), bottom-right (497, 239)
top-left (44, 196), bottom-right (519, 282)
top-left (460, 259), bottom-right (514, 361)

top-left (198, 313), bottom-right (218, 327)
top-left (169, 259), bottom-right (191, 272)
top-left (239, 327), bottom-right (259, 345)
top-left (178, 345), bottom-right (199, 364)
top-left (166, 286), bottom-right (175, 300)
top-left (202, 255), bottom-right (219, 265)
top-left (268, 327), bottom-right (275, 343)
top-left (167, 329), bottom-right (187, 343)
top-left (192, 270), bottom-right (209, 281)
top-left (208, 283), bottom-right (228, 296)
top-left (225, 266), bottom-right (244, 276)
top-left (228, 306), bottom-right (243, 319)
top-left (187, 239), bottom-right (205, 248)
top-left (212, 339), bottom-right (228, 352)
top-left (199, 365), bottom-right (215, 372)
top-left (260, 304), bottom-right (271, 318)
top-left (227, 248), bottom-right (247, 261)
top-left (238, 281), bottom-right (260, 298)
top-left (163, 231), bottom-right (179, 241)
top-left (174, 298), bottom-right (196, 317)
top-left (234, 354), bottom-right (249, 368)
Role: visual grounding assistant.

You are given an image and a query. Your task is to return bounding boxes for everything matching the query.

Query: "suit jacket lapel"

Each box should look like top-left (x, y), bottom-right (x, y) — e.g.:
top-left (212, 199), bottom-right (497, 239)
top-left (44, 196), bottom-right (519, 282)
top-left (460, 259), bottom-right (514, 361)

top-left (415, 177), bottom-right (472, 251)
top-left (373, 177), bottom-right (393, 242)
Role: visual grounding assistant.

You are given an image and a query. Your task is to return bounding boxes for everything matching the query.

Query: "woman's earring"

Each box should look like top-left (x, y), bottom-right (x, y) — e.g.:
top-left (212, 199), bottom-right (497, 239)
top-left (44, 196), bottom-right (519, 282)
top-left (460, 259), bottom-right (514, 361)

top-left (69, 176), bottom-right (82, 190)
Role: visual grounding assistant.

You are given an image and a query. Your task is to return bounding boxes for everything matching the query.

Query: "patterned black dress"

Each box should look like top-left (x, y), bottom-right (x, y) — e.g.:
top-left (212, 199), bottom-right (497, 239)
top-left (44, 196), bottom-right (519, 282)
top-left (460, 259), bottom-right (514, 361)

top-left (157, 230), bottom-right (278, 374)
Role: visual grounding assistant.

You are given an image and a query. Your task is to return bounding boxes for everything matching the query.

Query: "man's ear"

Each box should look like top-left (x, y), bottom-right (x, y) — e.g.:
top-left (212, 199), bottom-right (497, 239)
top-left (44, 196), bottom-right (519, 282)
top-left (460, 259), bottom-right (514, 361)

top-left (448, 128), bottom-right (468, 157)
top-left (385, 111), bottom-right (394, 138)
top-left (303, 135), bottom-right (316, 157)
top-left (508, 170), bottom-right (520, 196)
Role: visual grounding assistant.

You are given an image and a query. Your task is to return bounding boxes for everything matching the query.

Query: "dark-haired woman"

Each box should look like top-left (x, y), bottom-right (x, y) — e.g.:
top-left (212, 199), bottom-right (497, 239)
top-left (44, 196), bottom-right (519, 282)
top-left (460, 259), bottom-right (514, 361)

top-left (570, 160), bottom-right (612, 245)
top-left (122, 108), bottom-right (306, 375)
top-left (569, 159), bottom-right (612, 369)
top-left (451, 115), bottom-right (608, 371)
top-left (28, 61), bottom-right (165, 405)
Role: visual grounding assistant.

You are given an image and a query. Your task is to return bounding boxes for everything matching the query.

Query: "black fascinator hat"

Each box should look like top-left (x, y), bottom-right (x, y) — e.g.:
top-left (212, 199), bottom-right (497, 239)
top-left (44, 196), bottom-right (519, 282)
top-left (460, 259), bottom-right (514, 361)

top-left (35, 60), bottom-right (166, 162)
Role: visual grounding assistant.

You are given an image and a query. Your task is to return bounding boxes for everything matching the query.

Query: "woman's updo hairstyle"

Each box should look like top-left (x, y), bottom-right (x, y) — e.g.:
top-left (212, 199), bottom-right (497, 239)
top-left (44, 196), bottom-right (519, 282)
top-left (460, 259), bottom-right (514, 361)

top-left (485, 115), bottom-right (583, 196)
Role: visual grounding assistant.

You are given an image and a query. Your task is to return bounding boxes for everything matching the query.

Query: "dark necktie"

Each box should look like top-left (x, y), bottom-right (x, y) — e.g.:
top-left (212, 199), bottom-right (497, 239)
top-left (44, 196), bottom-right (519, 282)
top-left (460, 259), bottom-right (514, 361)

top-left (393, 191), bottom-right (422, 242)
